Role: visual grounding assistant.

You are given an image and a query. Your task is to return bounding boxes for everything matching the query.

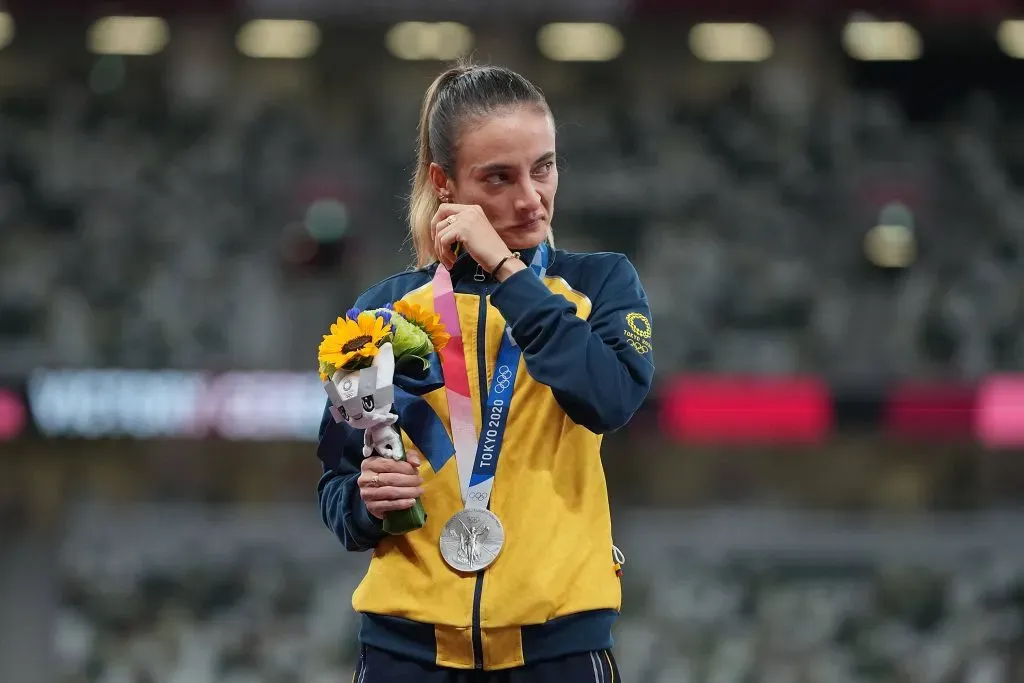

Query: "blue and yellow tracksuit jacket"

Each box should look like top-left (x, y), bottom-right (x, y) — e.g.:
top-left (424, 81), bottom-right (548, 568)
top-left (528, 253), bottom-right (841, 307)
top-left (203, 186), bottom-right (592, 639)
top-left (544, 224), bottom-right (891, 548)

top-left (316, 246), bottom-right (654, 671)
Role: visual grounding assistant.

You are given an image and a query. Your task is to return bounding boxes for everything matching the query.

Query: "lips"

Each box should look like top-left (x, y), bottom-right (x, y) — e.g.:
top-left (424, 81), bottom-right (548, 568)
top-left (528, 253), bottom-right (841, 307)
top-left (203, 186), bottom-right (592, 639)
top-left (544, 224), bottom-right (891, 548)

top-left (510, 217), bottom-right (545, 230)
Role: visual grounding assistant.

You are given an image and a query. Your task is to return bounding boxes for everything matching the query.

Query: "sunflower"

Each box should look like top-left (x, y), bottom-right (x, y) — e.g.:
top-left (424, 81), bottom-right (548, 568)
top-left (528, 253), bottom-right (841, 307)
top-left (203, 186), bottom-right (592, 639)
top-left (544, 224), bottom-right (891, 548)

top-left (318, 311), bottom-right (392, 376)
top-left (393, 300), bottom-right (450, 352)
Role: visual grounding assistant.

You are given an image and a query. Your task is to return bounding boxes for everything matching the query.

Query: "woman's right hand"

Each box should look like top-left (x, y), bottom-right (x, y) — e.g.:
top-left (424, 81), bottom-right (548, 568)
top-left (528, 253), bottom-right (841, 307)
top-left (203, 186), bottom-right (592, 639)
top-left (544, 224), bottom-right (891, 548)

top-left (358, 451), bottom-right (424, 519)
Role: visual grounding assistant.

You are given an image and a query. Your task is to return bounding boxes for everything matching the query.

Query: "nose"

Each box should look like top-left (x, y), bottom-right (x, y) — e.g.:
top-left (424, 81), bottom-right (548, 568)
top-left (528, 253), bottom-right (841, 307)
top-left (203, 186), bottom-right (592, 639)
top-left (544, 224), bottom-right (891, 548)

top-left (513, 178), bottom-right (543, 212)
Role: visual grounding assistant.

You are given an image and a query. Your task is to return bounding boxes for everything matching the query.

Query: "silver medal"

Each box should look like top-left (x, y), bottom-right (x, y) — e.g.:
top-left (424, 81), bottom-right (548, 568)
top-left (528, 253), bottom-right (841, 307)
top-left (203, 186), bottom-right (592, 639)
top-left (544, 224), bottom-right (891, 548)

top-left (439, 509), bottom-right (505, 573)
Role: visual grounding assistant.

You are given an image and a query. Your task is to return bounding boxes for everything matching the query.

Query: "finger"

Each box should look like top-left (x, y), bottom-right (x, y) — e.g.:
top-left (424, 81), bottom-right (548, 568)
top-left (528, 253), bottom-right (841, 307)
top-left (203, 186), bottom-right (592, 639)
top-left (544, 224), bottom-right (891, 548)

top-left (431, 204), bottom-right (463, 238)
top-left (434, 220), bottom-right (460, 245)
top-left (359, 471), bottom-right (423, 489)
top-left (367, 498), bottom-right (418, 518)
top-left (433, 224), bottom-right (445, 265)
top-left (436, 226), bottom-right (461, 269)
top-left (434, 218), bottom-right (460, 241)
top-left (361, 485), bottom-right (424, 502)
top-left (436, 234), bottom-right (451, 269)
top-left (406, 450), bottom-right (422, 467)
top-left (435, 229), bottom-right (451, 269)
top-left (362, 457), bottom-right (418, 475)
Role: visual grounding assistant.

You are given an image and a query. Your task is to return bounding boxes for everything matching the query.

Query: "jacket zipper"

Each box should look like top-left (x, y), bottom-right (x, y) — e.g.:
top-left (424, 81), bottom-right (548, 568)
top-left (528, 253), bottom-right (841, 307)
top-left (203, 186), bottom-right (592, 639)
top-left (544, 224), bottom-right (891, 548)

top-left (471, 264), bottom-right (488, 669)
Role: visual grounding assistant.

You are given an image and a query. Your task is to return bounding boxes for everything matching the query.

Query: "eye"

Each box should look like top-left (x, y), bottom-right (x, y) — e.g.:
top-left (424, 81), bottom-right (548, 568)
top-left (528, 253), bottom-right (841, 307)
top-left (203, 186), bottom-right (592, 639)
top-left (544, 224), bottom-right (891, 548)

top-left (485, 173), bottom-right (509, 185)
top-left (362, 396), bottom-right (375, 412)
top-left (533, 161), bottom-right (554, 177)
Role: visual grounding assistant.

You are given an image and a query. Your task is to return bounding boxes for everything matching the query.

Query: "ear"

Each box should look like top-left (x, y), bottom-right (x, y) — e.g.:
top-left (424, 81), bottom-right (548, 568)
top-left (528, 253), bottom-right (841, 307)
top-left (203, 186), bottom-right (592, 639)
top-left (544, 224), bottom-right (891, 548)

top-left (428, 163), bottom-right (452, 200)
top-left (372, 342), bottom-right (395, 388)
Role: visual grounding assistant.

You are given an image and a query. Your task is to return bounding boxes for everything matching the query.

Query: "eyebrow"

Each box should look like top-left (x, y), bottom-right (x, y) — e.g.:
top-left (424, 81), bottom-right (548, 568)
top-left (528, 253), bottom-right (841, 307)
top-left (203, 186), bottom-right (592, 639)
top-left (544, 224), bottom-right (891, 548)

top-left (476, 151), bottom-right (555, 174)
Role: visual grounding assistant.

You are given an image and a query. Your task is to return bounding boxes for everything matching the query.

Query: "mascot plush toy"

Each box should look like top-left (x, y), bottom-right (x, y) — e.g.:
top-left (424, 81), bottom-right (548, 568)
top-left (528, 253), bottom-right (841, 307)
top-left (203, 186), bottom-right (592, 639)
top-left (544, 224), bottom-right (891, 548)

top-left (323, 342), bottom-right (405, 462)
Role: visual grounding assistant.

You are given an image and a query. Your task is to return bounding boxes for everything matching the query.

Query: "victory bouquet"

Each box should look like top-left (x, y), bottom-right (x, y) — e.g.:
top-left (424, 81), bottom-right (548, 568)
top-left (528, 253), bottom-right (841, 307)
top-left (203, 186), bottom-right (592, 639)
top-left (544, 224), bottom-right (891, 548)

top-left (318, 302), bottom-right (450, 535)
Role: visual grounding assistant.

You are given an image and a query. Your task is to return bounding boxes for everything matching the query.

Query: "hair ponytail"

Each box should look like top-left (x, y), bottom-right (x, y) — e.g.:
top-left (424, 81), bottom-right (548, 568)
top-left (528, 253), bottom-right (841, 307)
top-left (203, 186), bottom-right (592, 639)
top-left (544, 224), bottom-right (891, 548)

top-left (408, 67), bottom-right (464, 268)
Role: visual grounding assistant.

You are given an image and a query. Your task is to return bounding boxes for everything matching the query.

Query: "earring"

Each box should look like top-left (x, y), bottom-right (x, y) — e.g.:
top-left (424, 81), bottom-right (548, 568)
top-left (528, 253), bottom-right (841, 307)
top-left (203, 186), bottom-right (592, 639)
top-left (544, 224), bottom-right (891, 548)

top-left (439, 191), bottom-right (451, 203)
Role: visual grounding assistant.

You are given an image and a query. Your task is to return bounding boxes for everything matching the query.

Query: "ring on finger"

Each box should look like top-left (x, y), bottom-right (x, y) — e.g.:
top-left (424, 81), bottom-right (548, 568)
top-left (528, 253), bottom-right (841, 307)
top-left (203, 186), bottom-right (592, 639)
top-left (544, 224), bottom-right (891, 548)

top-left (370, 474), bottom-right (380, 487)
top-left (444, 215), bottom-right (458, 228)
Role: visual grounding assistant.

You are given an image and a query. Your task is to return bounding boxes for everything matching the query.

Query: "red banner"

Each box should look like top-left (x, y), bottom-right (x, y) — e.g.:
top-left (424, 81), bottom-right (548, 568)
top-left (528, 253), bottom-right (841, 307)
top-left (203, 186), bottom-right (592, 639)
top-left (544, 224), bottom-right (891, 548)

top-left (976, 375), bottom-right (1024, 447)
top-left (660, 375), bottom-right (832, 444)
top-left (0, 388), bottom-right (27, 442)
top-left (885, 382), bottom-right (976, 441)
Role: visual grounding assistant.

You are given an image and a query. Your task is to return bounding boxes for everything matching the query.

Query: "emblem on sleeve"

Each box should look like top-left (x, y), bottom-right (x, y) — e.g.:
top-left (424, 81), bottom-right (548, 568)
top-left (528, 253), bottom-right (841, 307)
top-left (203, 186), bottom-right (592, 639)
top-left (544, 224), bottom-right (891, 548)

top-left (624, 312), bottom-right (652, 354)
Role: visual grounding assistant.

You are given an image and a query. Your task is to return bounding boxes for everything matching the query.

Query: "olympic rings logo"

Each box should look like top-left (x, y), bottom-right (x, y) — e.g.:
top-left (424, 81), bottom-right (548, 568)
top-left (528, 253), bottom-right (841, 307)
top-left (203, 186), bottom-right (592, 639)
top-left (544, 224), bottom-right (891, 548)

top-left (626, 312), bottom-right (652, 339)
top-left (493, 365), bottom-right (514, 393)
top-left (468, 491), bottom-right (489, 502)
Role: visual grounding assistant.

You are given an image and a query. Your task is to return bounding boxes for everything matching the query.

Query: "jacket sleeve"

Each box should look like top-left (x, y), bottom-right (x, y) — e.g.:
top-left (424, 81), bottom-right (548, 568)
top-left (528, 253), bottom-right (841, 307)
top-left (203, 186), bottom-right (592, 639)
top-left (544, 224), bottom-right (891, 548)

top-left (316, 401), bottom-right (387, 551)
top-left (490, 254), bottom-right (655, 434)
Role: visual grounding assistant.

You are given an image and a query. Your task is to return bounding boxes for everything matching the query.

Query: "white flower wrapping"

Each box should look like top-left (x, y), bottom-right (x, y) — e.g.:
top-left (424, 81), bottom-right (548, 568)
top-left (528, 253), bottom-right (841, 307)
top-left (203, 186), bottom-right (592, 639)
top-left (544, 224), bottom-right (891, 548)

top-left (322, 342), bottom-right (407, 461)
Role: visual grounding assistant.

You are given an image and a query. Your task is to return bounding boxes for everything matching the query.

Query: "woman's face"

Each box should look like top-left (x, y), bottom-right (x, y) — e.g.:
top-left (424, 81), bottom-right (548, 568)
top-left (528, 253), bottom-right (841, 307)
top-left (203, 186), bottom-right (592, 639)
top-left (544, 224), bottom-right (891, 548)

top-left (448, 106), bottom-right (558, 251)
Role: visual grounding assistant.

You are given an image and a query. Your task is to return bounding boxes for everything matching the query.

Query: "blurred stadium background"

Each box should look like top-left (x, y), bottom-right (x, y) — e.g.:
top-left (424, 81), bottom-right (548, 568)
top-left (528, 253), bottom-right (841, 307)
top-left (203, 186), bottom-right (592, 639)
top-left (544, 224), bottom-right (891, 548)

top-left (3, 0), bottom-right (1024, 681)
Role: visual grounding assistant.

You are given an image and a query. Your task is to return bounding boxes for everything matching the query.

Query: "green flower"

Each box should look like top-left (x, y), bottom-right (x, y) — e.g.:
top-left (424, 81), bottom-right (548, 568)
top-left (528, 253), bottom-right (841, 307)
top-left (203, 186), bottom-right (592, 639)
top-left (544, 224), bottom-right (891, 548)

top-left (389, 312), bottom-right (433, 360)
top-left (366, 308), bottom-right (432, 371)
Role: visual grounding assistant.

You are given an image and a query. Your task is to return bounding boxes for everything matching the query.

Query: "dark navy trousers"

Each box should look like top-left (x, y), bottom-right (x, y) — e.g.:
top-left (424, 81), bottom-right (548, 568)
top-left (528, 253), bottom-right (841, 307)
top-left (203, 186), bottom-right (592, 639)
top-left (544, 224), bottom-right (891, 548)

top-left (353, 645), bottom-right (621, 683)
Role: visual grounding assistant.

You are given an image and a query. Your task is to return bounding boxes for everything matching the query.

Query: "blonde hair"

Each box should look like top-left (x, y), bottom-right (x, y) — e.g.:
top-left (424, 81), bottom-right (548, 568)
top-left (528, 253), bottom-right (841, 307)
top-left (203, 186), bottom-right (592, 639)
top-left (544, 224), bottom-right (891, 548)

top-left (407, 62), bottom-right (553, 268)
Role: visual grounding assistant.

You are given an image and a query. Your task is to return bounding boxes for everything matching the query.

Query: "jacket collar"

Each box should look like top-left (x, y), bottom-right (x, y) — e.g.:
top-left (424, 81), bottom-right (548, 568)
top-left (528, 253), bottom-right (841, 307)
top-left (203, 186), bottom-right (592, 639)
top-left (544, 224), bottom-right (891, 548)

top-left (442, 244), bottom-right (545, 284)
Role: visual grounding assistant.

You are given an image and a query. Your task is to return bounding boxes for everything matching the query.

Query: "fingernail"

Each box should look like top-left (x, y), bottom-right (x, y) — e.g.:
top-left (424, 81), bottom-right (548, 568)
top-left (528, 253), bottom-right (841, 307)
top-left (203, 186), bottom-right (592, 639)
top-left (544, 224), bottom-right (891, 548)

top-left (416, 488), bottom-right (424, 496)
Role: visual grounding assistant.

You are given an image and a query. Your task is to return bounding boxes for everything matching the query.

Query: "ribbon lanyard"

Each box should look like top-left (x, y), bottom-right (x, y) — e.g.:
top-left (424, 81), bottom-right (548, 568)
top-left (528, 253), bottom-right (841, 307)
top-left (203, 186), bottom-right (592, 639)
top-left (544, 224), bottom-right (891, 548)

top-left (432, 245), bottom-right (549, 509)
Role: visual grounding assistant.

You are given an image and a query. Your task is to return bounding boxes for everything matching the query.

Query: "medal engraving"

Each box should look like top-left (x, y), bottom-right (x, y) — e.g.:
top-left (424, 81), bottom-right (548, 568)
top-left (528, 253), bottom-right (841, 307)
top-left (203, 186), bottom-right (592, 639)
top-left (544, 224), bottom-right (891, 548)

top-left (439, 509), bottom-right (504, 572)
